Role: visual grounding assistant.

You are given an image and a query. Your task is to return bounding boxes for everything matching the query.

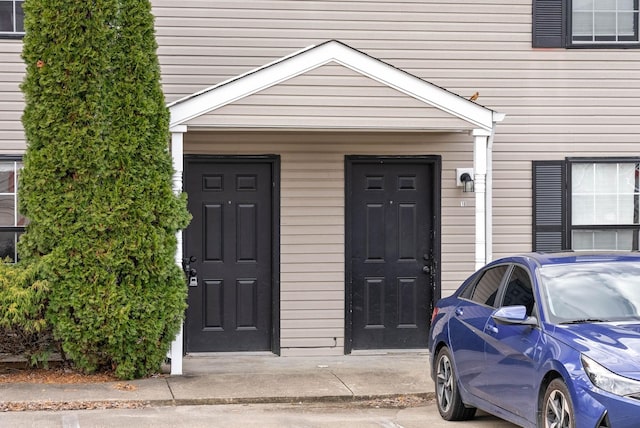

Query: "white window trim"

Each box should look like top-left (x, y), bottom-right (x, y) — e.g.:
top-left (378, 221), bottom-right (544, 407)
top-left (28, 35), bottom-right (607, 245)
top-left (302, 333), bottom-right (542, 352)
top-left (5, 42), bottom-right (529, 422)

top-left (0, 0), bottom-right (24, 35)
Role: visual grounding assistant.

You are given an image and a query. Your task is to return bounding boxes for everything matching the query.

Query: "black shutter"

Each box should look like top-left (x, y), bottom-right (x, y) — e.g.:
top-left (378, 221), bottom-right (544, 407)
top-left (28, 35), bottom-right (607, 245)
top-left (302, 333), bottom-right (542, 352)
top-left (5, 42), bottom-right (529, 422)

top-left (533, 161), bottom-right (567, 252)
top-left (532, 0), bottom-right (566, 48)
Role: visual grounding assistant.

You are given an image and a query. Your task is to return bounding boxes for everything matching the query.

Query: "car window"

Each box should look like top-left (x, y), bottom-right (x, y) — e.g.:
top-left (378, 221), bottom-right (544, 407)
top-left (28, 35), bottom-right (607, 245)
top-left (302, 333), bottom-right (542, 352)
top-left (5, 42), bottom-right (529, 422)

top-left (501, 266), bottom-right (535, 316)
top-left (541, 261), bottom-right (640, 323)
top-left (467, 265), bottom-right (508, 307)
top-left (458, 271), bottom-right (481, 299)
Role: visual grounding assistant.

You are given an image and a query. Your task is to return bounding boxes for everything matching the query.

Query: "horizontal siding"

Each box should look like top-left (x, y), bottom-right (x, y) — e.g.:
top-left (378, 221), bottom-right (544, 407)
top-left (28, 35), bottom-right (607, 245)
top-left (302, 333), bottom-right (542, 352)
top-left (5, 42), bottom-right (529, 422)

top-left (184, 130), bottom-right (476, 352)
top-left (153, 0), bottom-right (640, 280)
top-left (185, 64), bottom-right (473, 130)
top-left (151, 0), bottom-right (534, 102)
top-left (2, 0), bottom-right (640, 348)
top-left (0, 42), bottom-right (25, 152)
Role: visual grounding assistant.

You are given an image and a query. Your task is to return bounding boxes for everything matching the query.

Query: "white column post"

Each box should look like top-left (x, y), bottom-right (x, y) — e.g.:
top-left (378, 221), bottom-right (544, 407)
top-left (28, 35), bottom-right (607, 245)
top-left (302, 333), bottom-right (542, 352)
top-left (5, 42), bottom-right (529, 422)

top-left (485, 139), bottom-right (493, 264)
top-left (169, 125), bottom-right (187, 375)
top-left (486, 113), bottom-right (505, 264)
top-left (472, 129), bottom-right (491, 270)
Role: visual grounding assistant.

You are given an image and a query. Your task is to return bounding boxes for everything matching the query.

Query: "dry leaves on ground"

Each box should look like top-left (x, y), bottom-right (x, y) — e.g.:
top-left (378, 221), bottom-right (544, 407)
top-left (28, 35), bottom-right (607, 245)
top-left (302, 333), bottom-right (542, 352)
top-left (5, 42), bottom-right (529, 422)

top-left (0, 366), bottom-right (118, 384)
top-left (0, 400), bottom-right (149, 412)
top-left (358, 395), bottom-right (430, 409)
top-left (0, 365), bottom-right (152, 412)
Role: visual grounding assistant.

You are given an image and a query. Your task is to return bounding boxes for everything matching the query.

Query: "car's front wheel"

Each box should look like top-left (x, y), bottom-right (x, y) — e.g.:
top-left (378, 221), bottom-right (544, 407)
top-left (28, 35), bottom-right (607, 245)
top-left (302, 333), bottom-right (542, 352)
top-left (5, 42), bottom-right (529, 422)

top-left (434, 346), bottom-right (476, 421)
top-left (542, 378), bottom-right (575, 428)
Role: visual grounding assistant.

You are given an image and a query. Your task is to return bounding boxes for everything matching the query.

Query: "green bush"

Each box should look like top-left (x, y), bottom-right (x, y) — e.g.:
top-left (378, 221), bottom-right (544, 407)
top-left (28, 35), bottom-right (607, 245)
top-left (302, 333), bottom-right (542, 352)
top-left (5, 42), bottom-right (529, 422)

top-left (19, 0), bottom-right (190, 379)
top-left (0, 260), bottom-right (56, 366)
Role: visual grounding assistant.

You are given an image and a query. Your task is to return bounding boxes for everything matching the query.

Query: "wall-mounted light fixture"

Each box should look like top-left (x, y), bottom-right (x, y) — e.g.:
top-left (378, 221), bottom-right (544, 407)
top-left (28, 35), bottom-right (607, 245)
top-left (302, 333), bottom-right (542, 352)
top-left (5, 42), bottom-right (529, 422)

top-left (456, 168), bottom-right (475, 193)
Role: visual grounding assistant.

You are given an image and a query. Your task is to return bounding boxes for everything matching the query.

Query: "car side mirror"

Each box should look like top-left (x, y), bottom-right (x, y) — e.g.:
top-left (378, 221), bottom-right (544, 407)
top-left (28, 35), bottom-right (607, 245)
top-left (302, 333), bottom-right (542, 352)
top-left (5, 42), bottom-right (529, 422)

top-left (492, 305), bottom-right (537, 326)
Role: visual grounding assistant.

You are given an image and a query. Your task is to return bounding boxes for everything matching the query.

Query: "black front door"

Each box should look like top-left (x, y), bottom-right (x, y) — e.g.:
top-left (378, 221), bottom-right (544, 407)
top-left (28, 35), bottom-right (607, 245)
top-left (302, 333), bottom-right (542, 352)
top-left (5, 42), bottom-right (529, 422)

top-left (184, 156), bottom-right (277, 352)
top-left (347, 156), bottom-right (440, 351)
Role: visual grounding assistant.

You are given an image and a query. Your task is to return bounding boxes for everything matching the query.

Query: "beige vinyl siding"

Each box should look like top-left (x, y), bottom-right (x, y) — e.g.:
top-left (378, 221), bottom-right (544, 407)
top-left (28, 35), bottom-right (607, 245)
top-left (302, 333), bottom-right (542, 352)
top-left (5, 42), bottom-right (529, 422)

top-left (0, 41), bottom-right (25, 153)
top-left (151, 0), bottom-right (640, 269)
top-left (151, 0), bottom-right (530, 103)
top-left (184, 130), bottom-right (473, 355)
top-left (185, 64), bottom-right (474, 131)
top-left (1, 1), bottom-right (639, 301)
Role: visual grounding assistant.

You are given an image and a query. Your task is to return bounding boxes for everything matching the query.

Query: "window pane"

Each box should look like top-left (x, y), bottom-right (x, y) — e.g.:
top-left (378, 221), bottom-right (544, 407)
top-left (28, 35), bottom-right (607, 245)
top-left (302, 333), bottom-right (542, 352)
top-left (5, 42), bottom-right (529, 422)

top-left (573, 11), bottom-right (595, 38)
top-left (502, 267), bottom-right (535, 316)
top-left (572, 163), bottom-right (594, 193)
top-left (572, 229), bottom-right (634, 250)
top-left (0, 195), bottom-right (14, 227)
top-left (572, 230), bottom-right (594, 249)
top-left (572, 162), bottom-right (640, 225)
top-left (594, 230), bottom-right (622, 249)
top-left (618, 194), bottom-right (636, 223)
top-left (574, 0), bottom-right (594, 10)
top-left (618, 163), bottom-right (637, 193)
top-left (594, 12), bottom-right (617, 38)
top-left (0, 231), bottom-right (16, 261)
top-left (618, 0), bottom-right (636, 10)
top-left (13, 163), bottom-right (27, 226)
top-left (15, 1), bottom-right (23, 32)
top-left (572, 194), bottom-right (595, 224)
top-left (594, 163), bottom-right (617, 193)
top-left (0, 159), bottom-right (22, 263)
top-left (596, 0), bottom-right (617, 10)
top-left (572, 0), bottom-right (640, 42)
top-left (471, 265), bottom-right (508, 307)
top-left (618, 12), bottom-right (636, 36)
top-left (594, 194), bottom-right (619, 224)
top-left (610, 229), bottom-right (634, 249)
top-left (0, 166), bottom-right (14, 193)
top-left (0, 2), bottom-right (12, 32)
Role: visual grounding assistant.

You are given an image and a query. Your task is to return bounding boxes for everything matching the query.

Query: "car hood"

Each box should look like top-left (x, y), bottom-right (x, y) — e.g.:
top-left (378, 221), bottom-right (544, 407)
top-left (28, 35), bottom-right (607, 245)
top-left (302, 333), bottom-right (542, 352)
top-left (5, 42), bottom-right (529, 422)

top-left (551, 322), bottom-right (640, 376)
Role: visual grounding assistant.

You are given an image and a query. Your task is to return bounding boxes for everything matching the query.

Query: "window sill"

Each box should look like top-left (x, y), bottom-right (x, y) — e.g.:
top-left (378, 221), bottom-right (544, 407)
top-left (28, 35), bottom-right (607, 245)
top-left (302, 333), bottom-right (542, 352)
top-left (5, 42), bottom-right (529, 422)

top-left (567, 43), bottom-right (640, 49)
top-left (0, 33), bottom-right (24, 40)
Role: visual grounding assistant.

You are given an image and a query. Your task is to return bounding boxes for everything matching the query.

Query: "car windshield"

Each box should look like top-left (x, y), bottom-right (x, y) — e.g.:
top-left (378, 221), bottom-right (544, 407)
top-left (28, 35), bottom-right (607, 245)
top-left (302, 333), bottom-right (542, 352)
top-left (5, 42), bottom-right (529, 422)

top-left (539, 261), bottom-right (640, 324)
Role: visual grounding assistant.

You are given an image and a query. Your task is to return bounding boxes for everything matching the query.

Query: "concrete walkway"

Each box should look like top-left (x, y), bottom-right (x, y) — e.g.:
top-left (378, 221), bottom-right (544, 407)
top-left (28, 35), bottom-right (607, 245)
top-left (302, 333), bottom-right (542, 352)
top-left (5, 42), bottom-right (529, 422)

top-left (0, 352), bottom-right (434, 408)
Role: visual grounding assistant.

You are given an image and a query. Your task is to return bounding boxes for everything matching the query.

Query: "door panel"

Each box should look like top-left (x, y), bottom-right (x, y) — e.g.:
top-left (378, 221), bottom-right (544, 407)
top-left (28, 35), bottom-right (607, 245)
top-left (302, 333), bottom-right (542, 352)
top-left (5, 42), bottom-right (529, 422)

top-left (348, 158), bottom-right (438, 350)
top-left (184, 158), bottom-right (274, 352)
top-left (482, 265), bottom-right (542, 420)
top-left (448, 264), bottom-right (509, 400)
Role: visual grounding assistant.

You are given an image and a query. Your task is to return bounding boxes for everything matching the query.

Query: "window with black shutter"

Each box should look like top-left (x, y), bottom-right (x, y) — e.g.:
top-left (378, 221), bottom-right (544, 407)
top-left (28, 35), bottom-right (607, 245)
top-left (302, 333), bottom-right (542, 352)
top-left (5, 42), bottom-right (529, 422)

top-left (533, 158), bottom-right (640, 252)
top-left (533, 0), bottom-right (566, 48)
top-left (533, 161), bottom-right (567, 252)
top-left (533, 0), bottom-right (640, 48)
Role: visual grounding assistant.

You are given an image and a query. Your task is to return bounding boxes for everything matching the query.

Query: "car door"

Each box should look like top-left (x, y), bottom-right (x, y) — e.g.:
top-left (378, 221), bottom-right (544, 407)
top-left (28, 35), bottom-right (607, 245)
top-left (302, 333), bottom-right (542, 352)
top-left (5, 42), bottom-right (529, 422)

top-left (447, 264), bottom-right (509, 399)
top-left (482, 264), bottom-right (543, 422)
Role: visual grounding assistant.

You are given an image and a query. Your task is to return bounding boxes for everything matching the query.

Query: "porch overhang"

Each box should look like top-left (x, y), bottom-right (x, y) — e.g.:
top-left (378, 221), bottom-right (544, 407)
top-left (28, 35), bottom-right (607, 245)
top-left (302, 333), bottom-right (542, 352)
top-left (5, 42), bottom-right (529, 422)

top-left (169, 40), bottom-right (501, 132)
top-left (167, 40), bottom-right (504, 374)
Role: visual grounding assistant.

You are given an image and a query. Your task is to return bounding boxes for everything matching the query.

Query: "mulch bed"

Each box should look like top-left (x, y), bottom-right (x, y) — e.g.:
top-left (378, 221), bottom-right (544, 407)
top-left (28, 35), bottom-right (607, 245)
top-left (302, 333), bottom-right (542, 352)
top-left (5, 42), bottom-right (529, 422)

top-left (0, 363), bottom-right (154, 412)
top-left (0, 363), bottom-right (118, 384)
top-left (0, 367), bottom-right (117, 384)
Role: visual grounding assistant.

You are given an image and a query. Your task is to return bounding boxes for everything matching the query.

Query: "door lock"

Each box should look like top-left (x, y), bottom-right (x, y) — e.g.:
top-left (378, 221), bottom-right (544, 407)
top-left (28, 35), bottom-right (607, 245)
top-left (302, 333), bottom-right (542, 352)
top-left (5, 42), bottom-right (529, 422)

top-left (188, 276), bottom-right (198, 287)
top-left (184, 256), bottom-right (198, 287)
top-left (188, 268), bottom-right (198, 287)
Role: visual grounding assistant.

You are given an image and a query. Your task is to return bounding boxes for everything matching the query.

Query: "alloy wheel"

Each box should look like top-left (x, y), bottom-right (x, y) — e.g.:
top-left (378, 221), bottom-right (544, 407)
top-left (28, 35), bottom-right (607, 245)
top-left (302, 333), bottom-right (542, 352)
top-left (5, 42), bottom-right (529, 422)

top-left (436, 353), bottom-right (453, 412)
top-left (545, 388), bottom-right (572, 428)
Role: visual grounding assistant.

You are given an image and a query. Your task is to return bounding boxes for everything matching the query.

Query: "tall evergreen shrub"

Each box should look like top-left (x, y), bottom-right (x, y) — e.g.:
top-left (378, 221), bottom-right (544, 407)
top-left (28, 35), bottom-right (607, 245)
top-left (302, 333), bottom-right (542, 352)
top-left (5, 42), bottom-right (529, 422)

top-left (19, 0), bottom-right (190, 379)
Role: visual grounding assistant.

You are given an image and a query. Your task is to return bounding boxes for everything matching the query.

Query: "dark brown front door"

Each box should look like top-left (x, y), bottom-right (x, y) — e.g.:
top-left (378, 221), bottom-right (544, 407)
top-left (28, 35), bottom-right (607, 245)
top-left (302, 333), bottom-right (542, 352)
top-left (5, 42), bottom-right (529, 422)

top-left (347, 156), bottom-right (440, 351)
top-left (184, 156), bottom-right (277, 352)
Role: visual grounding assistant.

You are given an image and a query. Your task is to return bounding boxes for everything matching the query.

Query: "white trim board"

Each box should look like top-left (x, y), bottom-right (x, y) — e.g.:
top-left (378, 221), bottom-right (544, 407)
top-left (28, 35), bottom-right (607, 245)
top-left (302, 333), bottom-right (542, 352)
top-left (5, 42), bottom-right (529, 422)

top-left (168, 40), bottom-right (501, 131)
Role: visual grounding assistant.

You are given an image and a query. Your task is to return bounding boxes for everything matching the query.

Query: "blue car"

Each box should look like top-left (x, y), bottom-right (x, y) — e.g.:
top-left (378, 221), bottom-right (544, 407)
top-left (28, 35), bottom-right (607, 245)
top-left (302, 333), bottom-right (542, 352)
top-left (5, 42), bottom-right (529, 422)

top-left (429, 252), bottom-right (640, 428)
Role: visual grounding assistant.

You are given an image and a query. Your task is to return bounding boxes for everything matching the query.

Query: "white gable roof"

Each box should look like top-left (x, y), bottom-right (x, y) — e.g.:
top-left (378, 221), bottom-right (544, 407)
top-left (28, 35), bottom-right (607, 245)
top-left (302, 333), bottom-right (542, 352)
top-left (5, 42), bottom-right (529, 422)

top-left (168, 40), bottom-right (503, 131)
